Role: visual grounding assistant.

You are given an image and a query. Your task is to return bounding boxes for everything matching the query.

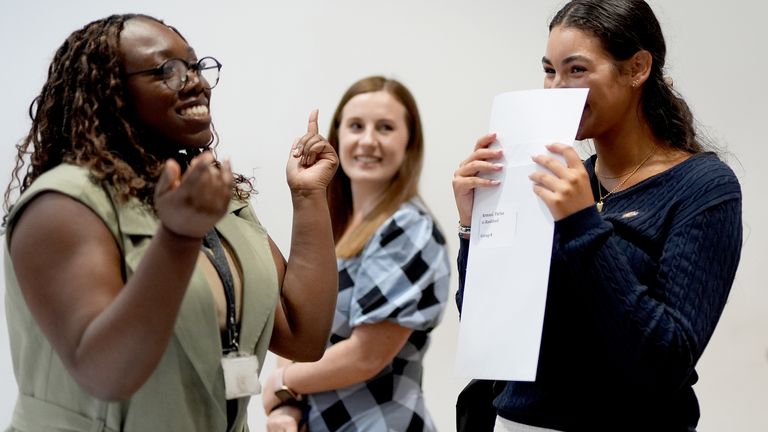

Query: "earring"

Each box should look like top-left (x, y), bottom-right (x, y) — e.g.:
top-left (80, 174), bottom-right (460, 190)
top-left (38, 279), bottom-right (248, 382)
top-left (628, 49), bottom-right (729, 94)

top-left (631, 80), bottom-right (639, 88)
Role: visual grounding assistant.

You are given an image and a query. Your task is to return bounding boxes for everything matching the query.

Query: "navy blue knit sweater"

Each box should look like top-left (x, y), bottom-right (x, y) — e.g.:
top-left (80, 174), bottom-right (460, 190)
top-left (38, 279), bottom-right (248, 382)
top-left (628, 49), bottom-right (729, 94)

top-left (456, 152), bottom-right (742, 431)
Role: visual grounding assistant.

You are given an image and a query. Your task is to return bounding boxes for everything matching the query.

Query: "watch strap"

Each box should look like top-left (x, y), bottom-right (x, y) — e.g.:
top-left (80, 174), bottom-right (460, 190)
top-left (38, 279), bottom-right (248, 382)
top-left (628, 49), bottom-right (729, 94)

top-left (275, 364), bottom-right (302, 402)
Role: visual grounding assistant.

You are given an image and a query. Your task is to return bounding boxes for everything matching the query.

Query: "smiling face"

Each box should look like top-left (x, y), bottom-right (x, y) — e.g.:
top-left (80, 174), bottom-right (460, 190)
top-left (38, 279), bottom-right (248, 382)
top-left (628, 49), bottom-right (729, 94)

top-left (337, 91), bottom-right (410, 193)
top-left (543, 26), bottom-right (635, 141)
top-left (120, 17), bottom-right (212, 155)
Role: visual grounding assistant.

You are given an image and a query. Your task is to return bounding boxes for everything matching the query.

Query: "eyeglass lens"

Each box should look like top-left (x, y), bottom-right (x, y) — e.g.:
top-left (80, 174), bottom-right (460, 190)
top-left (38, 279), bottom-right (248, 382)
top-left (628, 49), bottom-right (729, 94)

top-left (162, 58), bottom-right (220, 91)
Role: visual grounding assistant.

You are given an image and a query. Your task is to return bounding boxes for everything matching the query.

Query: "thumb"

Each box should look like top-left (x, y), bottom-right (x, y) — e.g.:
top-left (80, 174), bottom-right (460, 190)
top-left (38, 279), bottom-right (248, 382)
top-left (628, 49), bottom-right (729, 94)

top-left (156, 159), bottom-right (181, 196)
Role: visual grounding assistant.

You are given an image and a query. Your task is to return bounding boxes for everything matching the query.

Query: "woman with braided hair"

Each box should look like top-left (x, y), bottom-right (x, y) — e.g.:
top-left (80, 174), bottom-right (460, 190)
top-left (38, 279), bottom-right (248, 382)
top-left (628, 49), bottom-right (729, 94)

top-left (3, 13), bottom-right (338, 431)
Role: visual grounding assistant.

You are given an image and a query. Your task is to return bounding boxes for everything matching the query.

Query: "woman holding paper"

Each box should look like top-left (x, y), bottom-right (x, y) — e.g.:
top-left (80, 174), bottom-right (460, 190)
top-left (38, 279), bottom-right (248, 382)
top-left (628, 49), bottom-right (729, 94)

top-left (262, 76), bottom-right (450, 431)
top-left (452, 0), bottom-right (742, 430)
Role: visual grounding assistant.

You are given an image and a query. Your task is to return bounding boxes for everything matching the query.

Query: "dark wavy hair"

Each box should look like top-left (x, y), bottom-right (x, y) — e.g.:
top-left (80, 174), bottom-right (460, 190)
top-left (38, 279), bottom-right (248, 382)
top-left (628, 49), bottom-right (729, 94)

top-left (3, 13), bottom-right (251, 225)
top-left (551, 0), bottom-right (701, 153)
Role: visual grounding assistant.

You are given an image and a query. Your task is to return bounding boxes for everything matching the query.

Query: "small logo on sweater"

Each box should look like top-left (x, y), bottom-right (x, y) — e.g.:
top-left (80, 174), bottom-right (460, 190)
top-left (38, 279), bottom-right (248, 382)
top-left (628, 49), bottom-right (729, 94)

top-left (622, 210), bottom-right (639, 219)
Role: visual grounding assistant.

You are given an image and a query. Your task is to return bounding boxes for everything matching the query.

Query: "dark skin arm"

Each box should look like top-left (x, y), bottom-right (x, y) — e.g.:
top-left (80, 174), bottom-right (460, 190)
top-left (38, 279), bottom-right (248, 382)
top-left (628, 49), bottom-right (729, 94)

top-left (267, 110), bottom-right (339, 361)
top-left (9, 153), bottom-right (232, 400)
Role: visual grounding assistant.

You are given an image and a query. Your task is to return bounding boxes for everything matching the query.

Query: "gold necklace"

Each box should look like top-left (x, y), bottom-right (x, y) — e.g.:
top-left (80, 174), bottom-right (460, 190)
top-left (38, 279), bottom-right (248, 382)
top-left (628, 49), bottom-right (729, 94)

top-left (595, 146), bottom-right (657, 213)
top-left (595, 168), bottom-right (635, 180)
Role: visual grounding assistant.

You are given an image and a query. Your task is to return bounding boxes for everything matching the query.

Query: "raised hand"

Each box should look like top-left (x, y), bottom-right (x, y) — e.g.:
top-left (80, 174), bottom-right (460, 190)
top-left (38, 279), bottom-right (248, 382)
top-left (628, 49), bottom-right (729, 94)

top-left (286, 109), bottom-right (338, 193)
top-left (154, 152), bottom-right (233, 238)
top-left (529, 143), bottom-right (594, 220)
top-left (452, 133), bottom-right (503, 225)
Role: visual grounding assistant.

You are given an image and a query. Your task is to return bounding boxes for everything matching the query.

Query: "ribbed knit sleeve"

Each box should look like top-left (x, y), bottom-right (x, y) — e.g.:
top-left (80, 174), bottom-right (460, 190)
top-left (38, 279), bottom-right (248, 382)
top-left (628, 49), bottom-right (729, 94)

top-left (552, 153), bottom-right (742, 394)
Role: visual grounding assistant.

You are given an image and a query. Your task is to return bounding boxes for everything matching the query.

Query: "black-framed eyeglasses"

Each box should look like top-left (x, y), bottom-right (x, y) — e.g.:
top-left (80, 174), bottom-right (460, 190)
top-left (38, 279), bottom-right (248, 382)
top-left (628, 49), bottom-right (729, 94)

top-left (125, 56), bottom-right (222, 92)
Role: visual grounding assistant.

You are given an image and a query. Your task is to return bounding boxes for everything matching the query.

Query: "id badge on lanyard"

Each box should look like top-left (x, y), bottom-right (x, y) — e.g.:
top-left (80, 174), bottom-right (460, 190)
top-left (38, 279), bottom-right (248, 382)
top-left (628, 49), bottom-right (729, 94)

top-left (222, 353), bottom-right (262, 400)
top-left (203, 230), bottom-right (261, 399)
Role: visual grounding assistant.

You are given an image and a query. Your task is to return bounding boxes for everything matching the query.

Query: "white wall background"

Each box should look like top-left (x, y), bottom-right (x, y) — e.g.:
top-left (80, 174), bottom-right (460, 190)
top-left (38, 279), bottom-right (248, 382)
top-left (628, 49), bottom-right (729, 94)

top-left (1, 1), bottom-right (766, 430)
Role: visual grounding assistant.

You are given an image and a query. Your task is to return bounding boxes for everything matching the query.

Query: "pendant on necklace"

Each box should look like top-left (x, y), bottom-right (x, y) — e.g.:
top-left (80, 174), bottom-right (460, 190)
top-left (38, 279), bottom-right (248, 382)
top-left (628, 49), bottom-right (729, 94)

top-left (596, 201), bottom-right (604, 213)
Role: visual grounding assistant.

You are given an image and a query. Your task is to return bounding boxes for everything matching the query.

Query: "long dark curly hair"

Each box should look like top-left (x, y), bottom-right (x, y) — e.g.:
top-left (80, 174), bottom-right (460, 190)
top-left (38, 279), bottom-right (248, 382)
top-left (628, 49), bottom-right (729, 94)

top-left (3, 13), bottom-right (252, 225)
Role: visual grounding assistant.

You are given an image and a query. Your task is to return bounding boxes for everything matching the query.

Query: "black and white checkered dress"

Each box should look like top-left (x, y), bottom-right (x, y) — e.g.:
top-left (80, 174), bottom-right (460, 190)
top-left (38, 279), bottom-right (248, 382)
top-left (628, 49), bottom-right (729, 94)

top-left (306, 199), bottom-right (451, 431)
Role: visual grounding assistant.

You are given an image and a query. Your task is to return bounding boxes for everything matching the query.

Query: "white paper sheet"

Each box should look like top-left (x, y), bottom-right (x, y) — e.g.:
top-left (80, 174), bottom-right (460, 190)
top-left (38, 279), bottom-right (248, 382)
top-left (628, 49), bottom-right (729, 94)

top-left (456, 88), bottom-right (588, 381)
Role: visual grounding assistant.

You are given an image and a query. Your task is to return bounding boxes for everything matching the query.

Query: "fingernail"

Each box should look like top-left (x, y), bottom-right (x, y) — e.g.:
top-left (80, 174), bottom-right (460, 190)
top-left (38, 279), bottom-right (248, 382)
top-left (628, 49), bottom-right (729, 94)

top-left (494, 163), bottom-right (504, 169)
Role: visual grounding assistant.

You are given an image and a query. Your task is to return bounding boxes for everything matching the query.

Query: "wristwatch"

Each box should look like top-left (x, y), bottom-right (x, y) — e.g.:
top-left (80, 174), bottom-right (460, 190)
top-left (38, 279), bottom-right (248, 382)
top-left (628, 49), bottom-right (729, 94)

top-left (274, 365), bottom-right (302, 403)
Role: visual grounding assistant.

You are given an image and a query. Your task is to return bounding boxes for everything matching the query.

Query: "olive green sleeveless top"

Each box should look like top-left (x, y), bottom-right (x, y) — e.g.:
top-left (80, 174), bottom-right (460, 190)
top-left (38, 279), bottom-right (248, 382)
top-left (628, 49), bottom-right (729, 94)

top-left (4, 164), bottom-right (279, 431)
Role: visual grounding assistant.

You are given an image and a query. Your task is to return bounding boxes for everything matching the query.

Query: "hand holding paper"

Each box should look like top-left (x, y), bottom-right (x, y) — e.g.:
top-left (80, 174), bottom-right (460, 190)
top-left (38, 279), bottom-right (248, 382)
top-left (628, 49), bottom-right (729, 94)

top-left (529, 142), bottom-right (595, 221)
top-left (455, 88), bottom-right (588, 381)
top-left (452, 133), bottom-right (503, 226)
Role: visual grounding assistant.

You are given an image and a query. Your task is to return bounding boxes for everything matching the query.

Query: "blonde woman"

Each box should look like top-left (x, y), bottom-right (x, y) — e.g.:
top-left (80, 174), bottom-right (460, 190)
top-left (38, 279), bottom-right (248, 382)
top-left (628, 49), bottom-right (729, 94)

top-left (263, 76), bottom-right (450, 431)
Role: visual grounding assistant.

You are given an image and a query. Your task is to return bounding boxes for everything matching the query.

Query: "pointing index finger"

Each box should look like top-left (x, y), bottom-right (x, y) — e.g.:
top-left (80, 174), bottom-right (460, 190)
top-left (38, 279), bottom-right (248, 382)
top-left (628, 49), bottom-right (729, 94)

top-left (307, 109), bottom-right (319, 135)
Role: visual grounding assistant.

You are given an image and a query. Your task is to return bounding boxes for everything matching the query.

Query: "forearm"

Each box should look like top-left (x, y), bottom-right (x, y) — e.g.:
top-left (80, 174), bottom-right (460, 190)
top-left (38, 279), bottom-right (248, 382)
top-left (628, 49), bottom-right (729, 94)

top-left (280, 190), bottom-right (338, 356)
top-left (574, 240), bottom-right (699, 391)
top-left (73, 226), bottom-right (201, 399)
top-left (284, 338), bottom-right (389, 395)
top-left (555, 208), bottom-right (679, 386)
top-left (556, 202), bottom-right (741, 391)
top-left (271, 320), bottom-right (412, 398)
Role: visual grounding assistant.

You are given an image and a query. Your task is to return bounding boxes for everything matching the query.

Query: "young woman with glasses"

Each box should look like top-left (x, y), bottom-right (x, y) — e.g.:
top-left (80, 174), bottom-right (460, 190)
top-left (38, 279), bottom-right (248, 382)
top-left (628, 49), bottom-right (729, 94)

top-left (3, 13), bottom-right (339, 431)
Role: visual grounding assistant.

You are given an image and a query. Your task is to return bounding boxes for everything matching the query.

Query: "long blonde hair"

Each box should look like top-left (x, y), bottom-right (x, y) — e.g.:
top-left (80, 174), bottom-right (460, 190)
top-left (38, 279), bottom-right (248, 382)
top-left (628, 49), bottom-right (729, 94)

top-left (327, 76), bottom-right (424, 258)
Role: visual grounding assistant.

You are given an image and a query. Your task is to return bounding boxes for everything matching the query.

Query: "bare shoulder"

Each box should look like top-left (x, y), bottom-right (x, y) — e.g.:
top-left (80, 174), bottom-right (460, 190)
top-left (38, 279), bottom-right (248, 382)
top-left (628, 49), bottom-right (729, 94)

top-left (10, 191), bottom-right (117, 257)
top-left (9, 191), bottom-right (123, 360)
